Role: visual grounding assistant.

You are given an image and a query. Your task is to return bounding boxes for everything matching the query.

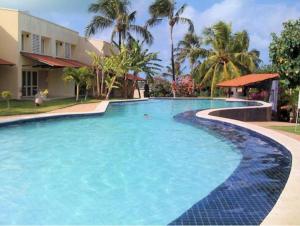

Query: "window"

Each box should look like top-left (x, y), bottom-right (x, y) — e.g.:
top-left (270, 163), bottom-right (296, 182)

top-left (65, 43), bottom-right (71, 58)
top-left (32, 34), bottom-right (40, 53)
top-left (22, 71), bottom-right (38, 97)
top-left (21, 34), bottom-right (24, 51)
top-left (56, 41), bottom-right (61, 57)
top-left (41, 38), bottom-right (45, 54)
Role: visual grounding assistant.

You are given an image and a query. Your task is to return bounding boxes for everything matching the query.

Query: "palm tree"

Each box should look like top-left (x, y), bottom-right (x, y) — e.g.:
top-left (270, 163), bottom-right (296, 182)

top-left (86, 0), bottom-right (153, 49)
top-left (232, 31), bottom-right (261, 73)
top-left (126, 40), bottom-right (162, 97)
top-left (86, 51), bottom-right (106, 97)
top-left (194, 21), bottom-right (260, 97)
top-left (148, 0), bottom-right (194, 96)
top-left (102, 45), bottom-right (134, 100)
top-left (63, 67), bottom-right (94, 101)
top-left (104, 76), bottom-right (121, 100)
top-left (162, 61), bottom-right (186, 79)
top-left (176, 32), bottom-right (208, 70)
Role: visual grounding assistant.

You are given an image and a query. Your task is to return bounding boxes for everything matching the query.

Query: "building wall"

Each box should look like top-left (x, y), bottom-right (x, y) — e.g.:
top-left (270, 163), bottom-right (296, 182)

top-left (0, 8), bottom-right (114, 99)
top-left (48, 69), bottom-right (74, 98)
top-left (19, 12), bottom-right (79, 57)
top-left (73, 37), bottom-right (117, 65)
top-left (0, 8), bottom-right (20, 98)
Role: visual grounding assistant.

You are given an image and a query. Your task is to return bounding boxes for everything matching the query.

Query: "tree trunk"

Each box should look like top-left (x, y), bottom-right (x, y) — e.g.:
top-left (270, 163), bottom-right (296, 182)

top-left (85, 86), bottom-right (88, 101)
top-left (100, 71), bottom-right (104, 97)
top-left (76, 84), bottom-right (80, 101)
top-left (118, 32), bottom-right (122, 49)
top-left (137, 84), bottom-right (141, 99)
top-left (7, 100), bottom-right (10, 109)
top-left (123, 74), bottom-right (128, 99)
top-left (170, 25), bottom-right (176, 98)
top-left (106, 77), bottom-right (117, 100)
top-left (96, 69), bottom-right (100, 98)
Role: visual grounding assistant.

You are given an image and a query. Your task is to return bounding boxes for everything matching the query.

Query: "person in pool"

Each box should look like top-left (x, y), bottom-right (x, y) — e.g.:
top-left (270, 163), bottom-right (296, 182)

top-left (144, 114), bottom-right (150, 119)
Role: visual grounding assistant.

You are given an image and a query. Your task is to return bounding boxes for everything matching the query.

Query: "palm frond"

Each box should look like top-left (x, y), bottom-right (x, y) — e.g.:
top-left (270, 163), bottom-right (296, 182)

top-left (85, 16), bottom-right (113, 37)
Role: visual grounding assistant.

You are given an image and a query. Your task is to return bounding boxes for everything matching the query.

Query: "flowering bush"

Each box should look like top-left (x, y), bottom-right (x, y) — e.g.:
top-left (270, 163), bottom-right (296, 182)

top-left (175, 75), bottom-right (195, 97)
top-left (150, 77), bottom-right (172, 97)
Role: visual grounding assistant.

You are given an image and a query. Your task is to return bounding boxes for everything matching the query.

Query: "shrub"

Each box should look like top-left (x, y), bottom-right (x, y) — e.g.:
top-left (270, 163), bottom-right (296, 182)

top-left (150, 77), bottom-right (173, 97)
top-left (176, 76), bottom-right (195, 97)
top-left (1, 91), bottom-right (12, 109)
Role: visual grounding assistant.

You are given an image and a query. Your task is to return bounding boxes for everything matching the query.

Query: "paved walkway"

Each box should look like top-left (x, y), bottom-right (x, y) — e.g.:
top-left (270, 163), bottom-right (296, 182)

top-left (49, 102), bottom-right (99, 113)
top-left (0, 102), bottom-right (100, 120)
top-left (251, 121), bottom-right (300, 141)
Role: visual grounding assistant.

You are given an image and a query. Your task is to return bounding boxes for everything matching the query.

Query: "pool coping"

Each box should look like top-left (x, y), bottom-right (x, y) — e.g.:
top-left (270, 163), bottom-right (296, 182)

top-left (196, 103), bottom-right (300, 225)
top-left (0, 97), bottom-right (298, 224)
top-left (0, 99), bottom-right (149, 126)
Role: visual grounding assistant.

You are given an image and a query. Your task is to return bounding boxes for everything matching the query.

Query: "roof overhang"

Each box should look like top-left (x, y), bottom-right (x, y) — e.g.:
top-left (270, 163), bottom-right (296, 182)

top-left (217, 73), bottom-right (279, 88)
top-left (127, 74), bottom-right (146, 81)
top-left (0, 58), bottom-right (14, 66)
top-left (21, 52), bottom-right (88, 68)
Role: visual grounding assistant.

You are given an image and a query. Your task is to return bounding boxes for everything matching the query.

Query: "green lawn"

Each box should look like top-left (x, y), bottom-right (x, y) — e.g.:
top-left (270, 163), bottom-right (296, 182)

top-left (269, 126), bottom-right (300, 135)
top-left (0, 98), bottom-right (101, 116)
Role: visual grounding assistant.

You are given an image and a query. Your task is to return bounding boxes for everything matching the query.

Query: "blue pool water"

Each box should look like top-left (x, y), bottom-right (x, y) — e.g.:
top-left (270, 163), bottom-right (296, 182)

top-left (0, 99), bottom-right (250, 224)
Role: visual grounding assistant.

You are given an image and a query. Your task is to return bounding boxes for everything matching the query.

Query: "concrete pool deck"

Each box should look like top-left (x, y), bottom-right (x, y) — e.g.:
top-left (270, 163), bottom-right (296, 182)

top-left (0, 98), bottom-right (299, 224)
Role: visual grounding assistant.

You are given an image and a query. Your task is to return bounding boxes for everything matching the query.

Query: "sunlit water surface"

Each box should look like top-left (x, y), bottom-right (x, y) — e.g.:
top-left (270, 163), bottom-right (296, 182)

top-left (0, 99), bottom-right (249, 224)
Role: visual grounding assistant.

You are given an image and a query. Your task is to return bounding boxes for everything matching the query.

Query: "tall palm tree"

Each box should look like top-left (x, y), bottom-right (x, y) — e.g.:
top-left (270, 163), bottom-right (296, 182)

top-left (163, 61), bottom-right (186, 79)
top-left (194, 21), bottom-right (260, 97)
top-left (127, 40), bottom-right (162, 97)
top-left (148, 0), bottom-right (194, 96)
top-left (232, 31), bottom-right (261, 73)
top-left (127, 40), bottom-right (162, 79)
top-left (175, 32), bottom-right (208, 70)
top-left (86, 0), bottom-right (153, 49)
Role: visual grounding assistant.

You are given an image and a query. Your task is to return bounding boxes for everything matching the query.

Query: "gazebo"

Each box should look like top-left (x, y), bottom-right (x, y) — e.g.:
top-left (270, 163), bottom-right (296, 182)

top-left (217, 73), bottom-right (280, 112)
top-left (217, 73), bottom-right (279, 100)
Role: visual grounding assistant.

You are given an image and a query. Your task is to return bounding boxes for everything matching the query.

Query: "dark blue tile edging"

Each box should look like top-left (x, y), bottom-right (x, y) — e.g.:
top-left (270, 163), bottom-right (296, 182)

top-left (170, 110), bottom-right (292, 225)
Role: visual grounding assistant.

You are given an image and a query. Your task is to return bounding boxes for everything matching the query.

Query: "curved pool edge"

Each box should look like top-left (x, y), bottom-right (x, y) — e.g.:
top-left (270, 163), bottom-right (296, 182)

top-left (0, 99), bottom-right (150, 126)
top-left (196, 106), bottom-right (300, 225)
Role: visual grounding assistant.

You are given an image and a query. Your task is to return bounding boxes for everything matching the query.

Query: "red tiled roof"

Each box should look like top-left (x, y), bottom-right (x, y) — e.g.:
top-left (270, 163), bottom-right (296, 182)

top-left (217, 73), bottom-right (279, 87)
top-left (127, 74), bottom-right (145, 81)
top-left (0, 58), bottom-right (14, 66)
top-left (21, 52), bottom-right (88, 68)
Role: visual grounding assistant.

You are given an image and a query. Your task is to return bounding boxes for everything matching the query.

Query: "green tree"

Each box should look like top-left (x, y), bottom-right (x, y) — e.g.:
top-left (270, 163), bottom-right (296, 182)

top-left (1, 91), bottom-right (12, 109)
top-left (194, 21), bottom-right (260, 97)
top-left (148, 0), bottom-right (194, 96)
top-left (163, 61), bottom-right (186, 79)
top-left (126, 40), bottom-right (162, 97)
top-left (176, 32), bottom-right (208, 70)
top-left (254, 64), bottom-right (277, 74)
top-left (63, 67), bottom-right (94, 101)
top-left (86, 51), bottom-right (106, 97)
top-left (102, 46), bottom-right (135, 100)
top-left (269, 19), bottom-right (300, 88)
top-left (86, 0), bottom-right (153, 49)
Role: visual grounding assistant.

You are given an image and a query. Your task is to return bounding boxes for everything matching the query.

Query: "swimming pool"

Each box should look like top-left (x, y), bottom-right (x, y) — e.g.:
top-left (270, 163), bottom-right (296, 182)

top-left (0, 99), bottom-right (290, 224)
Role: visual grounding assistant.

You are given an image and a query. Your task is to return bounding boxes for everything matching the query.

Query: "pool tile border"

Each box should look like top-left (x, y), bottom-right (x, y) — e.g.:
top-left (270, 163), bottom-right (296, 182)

top-left (170, 109), bottom-right (292, 225)
top-left (196, 107), bottom-right (300, 225)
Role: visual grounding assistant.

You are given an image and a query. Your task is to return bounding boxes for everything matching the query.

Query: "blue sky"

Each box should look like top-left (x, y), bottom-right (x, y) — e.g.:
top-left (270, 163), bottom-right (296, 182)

top-left (1, 0), bottom-right (300, 69)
